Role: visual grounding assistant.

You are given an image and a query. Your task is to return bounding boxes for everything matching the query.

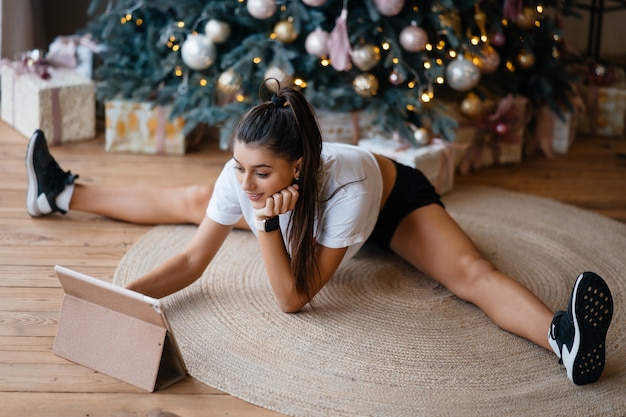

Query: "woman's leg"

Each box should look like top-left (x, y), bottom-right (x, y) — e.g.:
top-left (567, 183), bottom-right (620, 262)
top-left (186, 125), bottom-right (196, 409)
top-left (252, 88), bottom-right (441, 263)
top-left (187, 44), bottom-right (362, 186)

top-left (71, 183), bottom-right (213, 225)
top-left (389, 204), bottom-right (554, 350)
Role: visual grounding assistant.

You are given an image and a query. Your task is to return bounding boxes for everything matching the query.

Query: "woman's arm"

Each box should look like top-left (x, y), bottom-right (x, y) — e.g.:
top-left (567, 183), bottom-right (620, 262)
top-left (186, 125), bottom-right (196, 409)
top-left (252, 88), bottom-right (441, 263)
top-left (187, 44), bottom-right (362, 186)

top-left (125, 216), bottom-right (233, 298)
top-left (257, 228), bottom-right (347, 313)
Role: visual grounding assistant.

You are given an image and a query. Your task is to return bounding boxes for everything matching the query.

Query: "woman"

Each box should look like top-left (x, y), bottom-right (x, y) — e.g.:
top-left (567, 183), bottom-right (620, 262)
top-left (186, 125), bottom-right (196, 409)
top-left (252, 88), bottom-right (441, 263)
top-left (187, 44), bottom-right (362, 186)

top-left (26, 84), bottom-right (613, 386)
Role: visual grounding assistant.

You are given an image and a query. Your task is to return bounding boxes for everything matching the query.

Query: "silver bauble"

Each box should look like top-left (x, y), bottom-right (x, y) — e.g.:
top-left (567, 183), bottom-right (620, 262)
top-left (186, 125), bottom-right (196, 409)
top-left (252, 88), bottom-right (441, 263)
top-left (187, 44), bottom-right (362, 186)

top-left (445, 56), bottom-right (480, 91)
top-left (181, 34), bottom-right (216, 70)
top-left (351, 44), bottom-right (381, 71)
top-left (204, 19), bottom-right (230, 44)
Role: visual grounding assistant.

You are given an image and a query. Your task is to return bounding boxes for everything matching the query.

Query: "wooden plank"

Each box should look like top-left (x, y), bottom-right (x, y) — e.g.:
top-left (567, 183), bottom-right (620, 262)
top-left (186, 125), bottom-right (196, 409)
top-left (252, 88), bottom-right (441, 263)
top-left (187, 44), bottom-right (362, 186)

top-left (0, 391), bottom-right (285, 417)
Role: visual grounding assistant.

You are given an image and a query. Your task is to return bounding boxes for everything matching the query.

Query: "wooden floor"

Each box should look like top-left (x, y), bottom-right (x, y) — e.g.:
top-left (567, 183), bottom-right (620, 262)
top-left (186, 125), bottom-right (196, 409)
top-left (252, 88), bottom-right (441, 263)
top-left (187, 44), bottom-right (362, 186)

top-left (1, 121), bottom-right (625, 417)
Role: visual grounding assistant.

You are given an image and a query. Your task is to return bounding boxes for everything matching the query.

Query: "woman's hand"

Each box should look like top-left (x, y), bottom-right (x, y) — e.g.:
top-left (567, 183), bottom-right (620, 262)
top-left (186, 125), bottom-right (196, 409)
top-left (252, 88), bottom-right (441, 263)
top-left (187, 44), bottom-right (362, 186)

top-left (254, 184), bottom-right (299, 220)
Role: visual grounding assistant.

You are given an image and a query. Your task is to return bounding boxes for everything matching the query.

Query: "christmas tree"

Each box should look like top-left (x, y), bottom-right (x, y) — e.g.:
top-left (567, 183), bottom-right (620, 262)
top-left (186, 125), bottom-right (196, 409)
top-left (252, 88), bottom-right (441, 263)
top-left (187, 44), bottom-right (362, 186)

top-left (82, 0), bottom-right (579, 148)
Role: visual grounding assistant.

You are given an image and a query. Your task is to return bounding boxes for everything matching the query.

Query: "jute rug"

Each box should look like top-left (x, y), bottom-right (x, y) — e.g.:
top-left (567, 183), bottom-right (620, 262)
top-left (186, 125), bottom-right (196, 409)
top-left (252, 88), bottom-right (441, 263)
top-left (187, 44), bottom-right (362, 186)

top-left (114, 186), bottom-right (625, 417)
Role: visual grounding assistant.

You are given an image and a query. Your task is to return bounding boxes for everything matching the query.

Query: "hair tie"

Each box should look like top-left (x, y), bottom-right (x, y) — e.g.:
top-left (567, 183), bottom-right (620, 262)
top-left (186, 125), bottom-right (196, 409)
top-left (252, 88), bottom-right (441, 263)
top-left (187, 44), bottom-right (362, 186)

top-left (271, 94), bottom-right (287, 107)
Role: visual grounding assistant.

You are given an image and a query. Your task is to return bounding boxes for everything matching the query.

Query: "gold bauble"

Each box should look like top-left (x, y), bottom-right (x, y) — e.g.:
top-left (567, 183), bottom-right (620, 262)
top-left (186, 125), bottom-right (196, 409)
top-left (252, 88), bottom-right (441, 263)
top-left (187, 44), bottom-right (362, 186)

top-left (353, 73), bottom-right (379, 97)
top-left (515, 7), bottom-right (537, 30)
top-left (274, 20), bottom-right (298, 44)
top-left (351, 44), bottom-right (381, 71)
top-left (264, 66), bottom-right (294, 90)
top-left (460, 93), bottom-right (483, 118)
top-left (517, 49), bottom-right (536, 69)
top-left (217, 69), bottom-right (242, 95)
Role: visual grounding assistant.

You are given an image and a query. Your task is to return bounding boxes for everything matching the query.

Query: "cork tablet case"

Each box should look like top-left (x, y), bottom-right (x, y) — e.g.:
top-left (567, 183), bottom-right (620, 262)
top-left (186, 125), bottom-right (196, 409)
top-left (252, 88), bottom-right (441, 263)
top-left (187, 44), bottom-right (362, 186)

top-left (53, 265), bottom-right (187, 392)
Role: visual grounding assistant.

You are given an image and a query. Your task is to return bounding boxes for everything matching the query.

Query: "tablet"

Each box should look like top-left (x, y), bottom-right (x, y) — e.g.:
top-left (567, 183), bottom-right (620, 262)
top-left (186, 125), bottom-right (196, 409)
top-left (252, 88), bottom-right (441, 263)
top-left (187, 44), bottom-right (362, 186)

top-left (53, 265), bottom-right (187, 391)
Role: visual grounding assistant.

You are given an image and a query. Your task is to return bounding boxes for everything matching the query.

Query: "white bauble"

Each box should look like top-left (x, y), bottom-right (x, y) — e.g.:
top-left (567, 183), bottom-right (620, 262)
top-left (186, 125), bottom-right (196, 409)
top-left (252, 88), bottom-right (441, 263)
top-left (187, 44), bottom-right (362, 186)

top-left (413, 127), bottom-right (430, 145)
top-left (445, 56), bottom-right (480, 91)
top-left (264, 66), bottom-right (293, 90)
top-left (305, 28), bottom-right (330, 57)
top-left (181, 34), bottom-right (216, 70)
top-left (204, 19), bottom-right (230, 44)
top-left (247, 0), bottom-right (277, 19)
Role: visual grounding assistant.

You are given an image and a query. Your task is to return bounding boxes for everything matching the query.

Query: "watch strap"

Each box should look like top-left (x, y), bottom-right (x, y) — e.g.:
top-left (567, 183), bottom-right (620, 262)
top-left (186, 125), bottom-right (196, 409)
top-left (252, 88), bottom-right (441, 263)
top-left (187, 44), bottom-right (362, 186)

top-left (254, 216), bottom-right (280, 232)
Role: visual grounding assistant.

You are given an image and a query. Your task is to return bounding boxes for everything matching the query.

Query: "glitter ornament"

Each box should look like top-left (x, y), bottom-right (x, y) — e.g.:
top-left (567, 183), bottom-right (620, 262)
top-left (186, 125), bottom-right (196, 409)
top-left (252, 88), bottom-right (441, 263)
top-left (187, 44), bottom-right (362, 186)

top-left (460, 93), bottom-right (483, 118)
top-left (181, 34), bottom-right (216, 70)
top-left (445, 56), bottom-right (480, 91)
top-left (302, 0), bottom-right (328, 6)
top-left (264, 66), bottom-right (293, 90)
top-left (353, 73), bottom-right (379, 97)
top-left (217, 69), bottom-right (242, 95)
top-left (479, 45), bottom-right (500, 74)
top-left (399, 24), bottom-right (428, 53)
top-left (373, 0), bottom-right (405, 16)
top-left (515, 7), bottom-right (537, 30)
top-left (247, 0), bottom-right (277, 20)
top-left (413, 127), bottom-right (430, 145)
top-left (204, 19), bottom-right (230, 44)
top-left (351, 44), bottom-right (380, 71)
top-left (305, 28), bottom-right (330, 57)
top-left (517, 49), bottom-right (536, 68)
top-left (274, 20), bottom-right (298, 43)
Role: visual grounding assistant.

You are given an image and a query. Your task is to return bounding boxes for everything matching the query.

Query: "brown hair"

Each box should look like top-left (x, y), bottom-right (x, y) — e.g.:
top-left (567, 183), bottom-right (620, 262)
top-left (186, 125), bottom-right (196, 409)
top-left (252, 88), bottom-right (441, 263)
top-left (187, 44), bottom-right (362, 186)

top-left (233, 81), bottom-right (322, 303)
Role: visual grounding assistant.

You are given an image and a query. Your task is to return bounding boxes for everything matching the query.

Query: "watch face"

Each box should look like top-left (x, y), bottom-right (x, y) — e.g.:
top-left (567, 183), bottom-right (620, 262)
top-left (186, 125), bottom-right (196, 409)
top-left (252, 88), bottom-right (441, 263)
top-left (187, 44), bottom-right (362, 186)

top-left (265, 216), bottom-right (280, 232)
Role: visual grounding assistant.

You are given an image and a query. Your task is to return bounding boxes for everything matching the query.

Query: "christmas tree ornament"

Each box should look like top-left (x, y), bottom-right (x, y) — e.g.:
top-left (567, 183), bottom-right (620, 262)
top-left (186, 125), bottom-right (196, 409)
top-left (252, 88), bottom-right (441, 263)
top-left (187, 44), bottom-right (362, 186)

top-left (388, 69), bottom-right (405, 85)
top-left (399, 23), bottom-right (428, 53)
top-left (517, 49), bottom-right (535, 68)
top-left (181, 34), bottom-right (216, 70)
top-left (264, 66), bottom-right (293, 90)
top-left (413, 127), bottom-right (430, 145)
top-left (305, 28), bottom-right (330, 57)
top-left (247, 0), bottom-right (277, 20)
top-left (217, 69), bottom-right (242, 95)
top-left (491, 32), bottom-right (506, 46)
top-left (274, 20), bottom-right (298, 43)
top-left (515, 7), bottom-right (537, 30)
top-left (302, 0), bottom-right (328, 6)
top-left (479, 45), bottom-right (500, 74)
top-left (474, 4), bottom-right (488, 41)
top-left (328, 2), bottom-right (352, 71)
top-left (351, 44), bottom-right (380, 71)
top-left (204, 19), bottom-right (230, 44)
top-left (445, 56), bottom-right (480, 91)
top-left (460, 93), bottom-right (483, 118)
top-left (495, 122), bottom-right (508, 136)
top-left (353, 73), bottom-right (378, 97)
top-left (373, 0), bottom-right (405, 16)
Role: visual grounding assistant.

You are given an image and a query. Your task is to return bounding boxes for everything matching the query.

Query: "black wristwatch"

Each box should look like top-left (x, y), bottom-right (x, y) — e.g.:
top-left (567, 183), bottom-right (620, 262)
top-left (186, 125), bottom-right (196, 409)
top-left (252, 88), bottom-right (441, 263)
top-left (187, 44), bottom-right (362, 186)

top-left (254, 216), bottom-right (280, 232)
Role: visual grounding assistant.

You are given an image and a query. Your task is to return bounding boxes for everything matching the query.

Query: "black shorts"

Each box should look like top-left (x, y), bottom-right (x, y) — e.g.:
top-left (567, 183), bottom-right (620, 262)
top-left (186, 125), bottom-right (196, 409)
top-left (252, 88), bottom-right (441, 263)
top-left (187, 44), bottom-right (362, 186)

top-left (367, 160), bottom-right (444, 249)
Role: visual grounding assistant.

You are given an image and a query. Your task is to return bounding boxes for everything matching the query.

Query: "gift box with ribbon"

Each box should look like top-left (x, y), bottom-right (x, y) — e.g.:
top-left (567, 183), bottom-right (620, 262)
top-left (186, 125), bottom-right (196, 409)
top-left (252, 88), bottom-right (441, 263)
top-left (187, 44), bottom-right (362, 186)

top-left (1, 51), bottom-right (96, 145)
top-left (47, 34), bottom-right (104, 80)
top-left (575, 62), bottom-right (626, 138)
top-left (530, 95), bottom-right (585, 157)
top-left (357, 136), bottom-right (463, 195)
top-left (105, 99), bottom-right (189, 155)
top-left (457, 95), bottom-right (530, 174)
top-left (317, 110), bottom-right (385, 145)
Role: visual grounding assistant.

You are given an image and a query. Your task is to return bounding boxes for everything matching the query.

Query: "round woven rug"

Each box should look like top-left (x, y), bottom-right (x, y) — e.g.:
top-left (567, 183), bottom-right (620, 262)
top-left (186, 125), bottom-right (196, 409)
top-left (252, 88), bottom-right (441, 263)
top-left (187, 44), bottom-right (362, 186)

top-left (114, 186), bottom-right (625, 417)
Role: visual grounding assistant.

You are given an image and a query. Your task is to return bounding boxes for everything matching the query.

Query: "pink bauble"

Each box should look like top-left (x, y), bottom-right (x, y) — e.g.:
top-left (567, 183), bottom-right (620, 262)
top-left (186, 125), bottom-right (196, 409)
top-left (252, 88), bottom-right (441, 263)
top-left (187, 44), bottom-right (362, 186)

top-left (399, 25), bottom-right (428, 53)
top-left (491, 32), bottom-right (506, 47)
top-left (374, 0), bottom-right (405, 16)
top-left (480, 46), bottom-right (501, 74)
top-left (495, 122), bottom-right (508, 136)
top-left (305, 28), bottom-right (330, 57)
top-left (302, 0), bottom-right (328, 6)
top-left (247, 0), bottom-right (277, 20)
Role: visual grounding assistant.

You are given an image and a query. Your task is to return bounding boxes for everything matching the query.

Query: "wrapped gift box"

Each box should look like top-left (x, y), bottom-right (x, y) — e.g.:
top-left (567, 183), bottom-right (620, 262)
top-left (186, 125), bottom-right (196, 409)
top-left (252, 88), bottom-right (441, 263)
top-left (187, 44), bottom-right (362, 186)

top-left (358, 137), bottom-right (457, 195)
top-left (317, 110), bottom-right (385, 144)
top-left (532, 99), bottom-right (583, 157)
top-left (456, 95), bottom-right (530, 174)
top-left (1, 64), bottom-right (96, 144)
top-left (105, 100), bottom-right (188, 155)
top-left (577, 85), bottom-right (626, 137)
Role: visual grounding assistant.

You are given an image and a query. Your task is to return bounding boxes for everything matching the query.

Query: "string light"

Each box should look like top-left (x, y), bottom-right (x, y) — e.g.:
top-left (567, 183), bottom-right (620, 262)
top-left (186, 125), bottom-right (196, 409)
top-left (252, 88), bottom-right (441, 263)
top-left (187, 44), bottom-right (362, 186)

top-left (253, 56), bottom-right (262, 64)
top-left (406, 104), bottom-right (416, 111)
top-left (320, 58), bottom-right (330, 66)
top-left (177, 21), bottom-right (185, 28)
top-left (425, 43), bottom-right (433, 51)
top-left (199, 78), bottom-right (208, 86)
top-left (436, 76), bottom-right (444, 84)
top-left (135, 18), bottom-right (143, 26)
top-left (174, 66), bottom-right (183, 76)
top-left (449, 50), bottom-right (457, 58)
top-left (381, 42), bottom-right (391, 51)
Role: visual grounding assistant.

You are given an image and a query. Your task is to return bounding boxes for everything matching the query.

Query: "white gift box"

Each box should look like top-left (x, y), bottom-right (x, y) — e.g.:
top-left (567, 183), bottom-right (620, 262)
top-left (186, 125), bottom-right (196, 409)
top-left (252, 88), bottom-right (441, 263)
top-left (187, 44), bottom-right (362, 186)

top-left (358, 137), bottom-right (458, 195)
top-left (1, 65), bottom-right (96, 144)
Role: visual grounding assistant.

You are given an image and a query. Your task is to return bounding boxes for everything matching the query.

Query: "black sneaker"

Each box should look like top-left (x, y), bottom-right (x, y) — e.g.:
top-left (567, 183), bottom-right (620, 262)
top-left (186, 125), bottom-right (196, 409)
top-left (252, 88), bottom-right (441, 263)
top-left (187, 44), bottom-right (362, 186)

top-left (25, 129), bottom-right (79, 216)
top-left (548, 271), bottom-right (613, 385)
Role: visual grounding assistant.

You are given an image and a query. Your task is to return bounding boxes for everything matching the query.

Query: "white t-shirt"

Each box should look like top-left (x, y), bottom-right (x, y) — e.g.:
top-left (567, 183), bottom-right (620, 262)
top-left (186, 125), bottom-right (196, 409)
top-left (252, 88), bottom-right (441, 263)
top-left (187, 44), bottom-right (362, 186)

top-left (206, 142), bottom-right (383, 264)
